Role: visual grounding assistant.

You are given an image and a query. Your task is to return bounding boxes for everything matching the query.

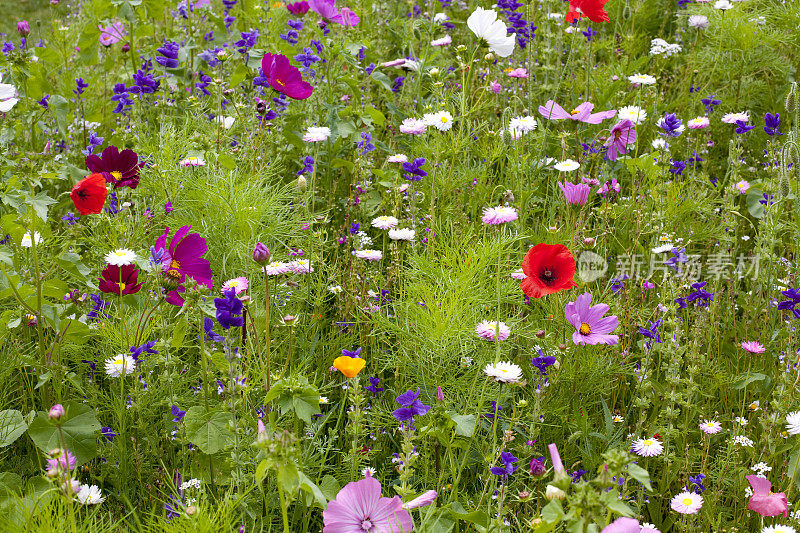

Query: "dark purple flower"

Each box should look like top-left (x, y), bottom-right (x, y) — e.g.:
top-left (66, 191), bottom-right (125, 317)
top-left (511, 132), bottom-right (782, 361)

top-left (638, 318), bottom-right (662, 349)
top-left (701, 94), bottom-right (720, 114)
top-left (234, 28), bottom-right (259, 54)
top-left (204, 316), bottom-right (225, 342)
top-left (529, 456), bottom-right (546, 476)
top-left (402, 158), bottom-right (427, 181)
top-left (484, 401), bottom-right (502, 419)
top-left (764, 113), bottom-right (782, 136)
top-left (392, 388), bottom-right (430, 426)
top-left (659, 113), bottom-right (683, 137)
top-left (110, 83), bottom-right (133, 114)
top-left (531, 351), bottom-right (556, 375)
top-left (582, 26), bottom-right (597, 41)
top-left (670, 160), bottom-right (686, 175)
top-left (156, 40), bottom-right (180, 68)
top-left (101, 426), bottom-right (117, 443)
top-left (664, 247), bottom-right (688, 271)
top-left (686, 281), bottom-right (714, 308)
top-left (490, 451), bottom-right (518, 479)
top-left (760, 193), bottom-right (774, 207)
top-left (214, 288), bottom-right (243, 330)
top-left (130, 59), bottom-right (160, 94)
top-left (364, 377), bottom-right (384, 395)
top-left (778, 287), bottom-right (800, 319)
top-left (171, 405), bottom-right (186, 423)
top-left (689, 473), bottom-right (706, 493)
top-left (571, 469), bottom-right (588, 482)
top-left (342, 347), bottom-right (361, 358)
top-left (131, 340), bottom-right (158, 361)
top-left (610, 274), bottom-right (628, 293)
top-left (74, 78), bottom-right (88, 96)
top-left (735, 120), bottom-right (755, 135)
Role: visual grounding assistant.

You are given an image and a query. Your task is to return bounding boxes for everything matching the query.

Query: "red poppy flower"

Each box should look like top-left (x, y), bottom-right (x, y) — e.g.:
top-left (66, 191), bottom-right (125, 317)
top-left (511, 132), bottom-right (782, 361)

top-left (520, 244), bottom-right (578, 298)
top-left (70, 173), bottom-right (108, 215)
top-left (261, 53), bottom-right (314, 100)
top-left (566, 0), bottom-right (610, 24)
top-left (85, 145), bottom-right (144, 189)
top-left (98, 264), bottom-right (142, 296)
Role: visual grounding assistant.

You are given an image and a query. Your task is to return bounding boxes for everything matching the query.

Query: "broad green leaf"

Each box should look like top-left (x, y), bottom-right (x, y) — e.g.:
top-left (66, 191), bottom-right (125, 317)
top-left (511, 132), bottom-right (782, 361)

top-left (27, 401), bottom-right (100, 465)
top-left (370, 71), bottom-right (393, 92)
top-left (218, 153), bottom-right (236, 171)
top-left (183, 407), bottom-right (234, 454)
top-left (450, 413), bottom-right (476, 437)
top-left (277, 462), bottom-right (299, 494)
top-left (746, 189), bottom-right (766, 219)
top-left (30, 191), bottom-right (57, 222)
top-left (0, 410), bottom-right (27, 447)
top-left (298, 471), bottom-right (327, 508)
top-left (731, 372), bottom-right (770, 390)
top-left (789, 449), bottom-right (800, 491)
top-left (626, 462), bottom-right (653, 491)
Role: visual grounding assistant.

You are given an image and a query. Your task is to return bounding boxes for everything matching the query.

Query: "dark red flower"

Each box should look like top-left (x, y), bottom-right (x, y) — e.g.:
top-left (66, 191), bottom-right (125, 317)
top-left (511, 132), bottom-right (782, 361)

top-left (98, 264), bottom-right (142, 296)
top-left (261, 53), bottom-right (314, 100)
top-left (70, 173), bottom-right (108, 215)
top-left (521, 244), bottom-right (578, 298)
top-left (85, 145), bottom-right (144, 189)
top-left (566, 0), bottom-right (610, 24)
top-left (286, 1), bottom-right (310, 14)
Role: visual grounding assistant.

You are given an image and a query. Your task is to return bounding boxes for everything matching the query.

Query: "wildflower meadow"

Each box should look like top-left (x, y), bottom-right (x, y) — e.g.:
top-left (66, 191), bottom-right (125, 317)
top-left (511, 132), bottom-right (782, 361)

top-left (1, 0), bottom-right (800, 530)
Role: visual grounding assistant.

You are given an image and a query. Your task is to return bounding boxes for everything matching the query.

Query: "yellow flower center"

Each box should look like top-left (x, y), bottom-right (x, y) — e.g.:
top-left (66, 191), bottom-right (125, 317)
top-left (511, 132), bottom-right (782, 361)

top-left (570, 109), bottom-right (580, 115)
top-left (440, 117), bottom-right (448, 123)
top-left (114, 358), bottom-right (123, 366)
top-left (111, 171), bottom-right (123, 180)
top-left (276, 79), bottom-right (285, 87)
top-left (643, 439), bottom-right (653, 445)
top-left (682, 498), bottom-right (693, 506)
top-left (579, 323), bottom-right (591, 335)
top-left (229, 281), bottom-right (240, 287)
top-left (117, 282), bottom-right (126, 292)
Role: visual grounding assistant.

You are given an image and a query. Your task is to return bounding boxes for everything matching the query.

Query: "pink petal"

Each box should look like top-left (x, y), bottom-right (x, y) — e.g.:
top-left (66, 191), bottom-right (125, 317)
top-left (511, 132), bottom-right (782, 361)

top-left (538, 100), bottom-right (571, 120)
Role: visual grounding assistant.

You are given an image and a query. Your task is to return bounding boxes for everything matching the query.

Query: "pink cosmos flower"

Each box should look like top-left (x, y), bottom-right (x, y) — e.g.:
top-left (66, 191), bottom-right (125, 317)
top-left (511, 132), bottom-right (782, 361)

top-left (565, 293), bottom-right (619, 345)
top-left (322, 476), bottom-right (412, 533)
top-left (558, 182), bottom-right (591, 206)
top-left (154, 225), bottom-right (213, 306)
top-left (98, 22), bottom-right (125, 46)
top-left (746, 475), bottom-right (788, 517)
top-left (604, 119), bottom-right (637, 161)
top-left (261, 53), bottom-right (314, 100)
top-left (602, 518), bottom-right (640, 533)
top-left (309, 0), bottom-right (359, 25)
top-left (741, 341), bottom-right (765, 353)
top-left (222, 277), bottom-right (249, 295)
top-left (507, 68), bottom-right (528, 78)
top-left (538, 101), bottom-right (617, 124)
top-left (286, 1), bottom-right (310, 14)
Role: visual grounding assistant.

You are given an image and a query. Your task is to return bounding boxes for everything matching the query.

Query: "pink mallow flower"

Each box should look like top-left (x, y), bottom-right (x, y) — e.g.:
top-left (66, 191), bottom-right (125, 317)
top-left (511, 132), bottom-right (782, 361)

top-left (746, 475), bottom-right (788, 517)
top-left (322, 476), bottom-right (412, 533)
top-left (558, 182), bottom-right (591, 206)
top-left (565, 293), bottom-right (619, 346)
top-left (605, 119), bottom-right (637, 161)
top-left (741, 341), bottom-right (765, 353)
top-left (538, 100), bottom-right (617, 124)
top-left (602, 518), bottom-right (641, 533)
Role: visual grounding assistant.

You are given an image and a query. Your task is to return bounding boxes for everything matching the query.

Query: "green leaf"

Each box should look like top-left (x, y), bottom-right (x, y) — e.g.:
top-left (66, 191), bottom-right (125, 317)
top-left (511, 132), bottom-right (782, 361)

top-left (298, 470), bottom-right (327, 508)
top-left (171, 315), bottom-right (188, 348)
top-left (230, 63), bottom-right (251, 88)
top-left (788, 449), bottom-right (800, 491)
top-left (27, 401), bottom-right (100, 465)
top-left (450, 413), bottom-right (476, 437)
top-left (255, 459), bottom-right (269, 484)
top-left (49, 95), bottom-right (70, 139)
top-left (746, 188), bottom-right (766, 219)
top-left (600, 490), bottom-right (634, 516)
top-left (449, 502), bottom-right (489, 527)
top-left (183, 407), bottom-right (234, 454)
top-left (626, 462), bottom-right (652, 491)
top-left (319, 474), bottom-right (340, 501)
top-left (370, 71), bottom-right (394, 92)
top-left (218, 153), bottom-right (236, 171)
top-left (30, 191), bottom-right (57, 222)
top-left (731, 372), bottom-right (770, 390)
top-left (363, 107), bottom-right (386, 127)
top-left (276, 462), bottom-right (300, 494)
top-left (0, 410), bottom-right (27, 447)
top-left (292, 395), bottom-right (321, 425)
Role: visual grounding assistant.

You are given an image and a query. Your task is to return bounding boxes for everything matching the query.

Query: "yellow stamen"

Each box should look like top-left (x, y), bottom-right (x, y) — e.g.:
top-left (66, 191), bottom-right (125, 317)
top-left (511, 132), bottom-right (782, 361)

top-left (579, 323), bottom-right (591, 335)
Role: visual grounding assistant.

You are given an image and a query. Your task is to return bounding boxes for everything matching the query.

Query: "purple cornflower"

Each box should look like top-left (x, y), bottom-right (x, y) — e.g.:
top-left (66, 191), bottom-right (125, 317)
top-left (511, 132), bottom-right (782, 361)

top-left (484, 401), bottom-right (502, 419)
top-left (490, 451), bottom-right (518, 480)
top-left (402, 158), bottom-right (427, 181)
top-left (610, 274), bottom-right (629, 293)
top-left (764, 113), bottom-right (782, 136)
top-left (392, 388), bottom-right (430, 428)
top-left (392, 76), bottom-right (405, 93)
top-left (156, 41), bottom-right (180, 68)
top-left (735, 120), bottom-right (755, 135)
top-left (357, 132), bottom-right (375, 154)
top-left (760, 193), bottom-right (774, 207)
top-left (659, 113), bottom-right (684, 137)
top-left (195, 70), bottom-right (211, 97)
top-left (214, 288), bottom-right (243, 329)
top-left (87, 293), bottom-right (110, 321)
top-left (61, 212), bottom-right (78, 225)
top-left (74, 78), bottom-right (89, 96)
top-left (664, 247), bottom-right (688, 271)
top-left (686, 281), bottom-right (714, 308)
top-left (130, 59), bottom-right (160, 94)
top-left (689, 473), bottom-right (706, 493)
top-left (101, 426), bottom-right (117, 443)
top-left (37, 94), bottom-right (49, 108)
top-left (582, 26), bottom-right (597, 41)
top-left (204, 317), bottom-right (225, 342)
top-left (571, 469), bottom-right (588, 482)
top-left (701, 94), bottom-right (720, 114)
top-left (364, 377), bottom-right (384, 395)
top-left (110, 83), bottom-right (133, 114)
top-left (342, 347), bottom-right (361, 358)
top-left (349, 222), bottom-right (359, 234)
top-left (294, 47), bottom-right (320, 71)
top-left (638, 318), bottom-right (662, 349)
top-left (171, 405), bottom-right (186, 423)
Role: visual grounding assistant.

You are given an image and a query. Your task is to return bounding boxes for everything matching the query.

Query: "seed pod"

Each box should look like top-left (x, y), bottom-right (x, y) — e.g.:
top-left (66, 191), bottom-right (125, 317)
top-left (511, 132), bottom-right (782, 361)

top-left (786, 82), bottom-right (798, 113)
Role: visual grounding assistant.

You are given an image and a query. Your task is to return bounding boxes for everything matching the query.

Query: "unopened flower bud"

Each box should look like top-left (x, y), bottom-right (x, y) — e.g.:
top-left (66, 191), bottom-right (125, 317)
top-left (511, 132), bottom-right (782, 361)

top-left (49, 404), bottom-right (65, 421)
top-left (185, 505), bottom-right (197, 516)
top-left (252, 242), bottom-right (271, 265)
top-left (297, 175), bottom-right (308, 191)
top-left (437, 385), bottom-right (444, 402)
top-left (545, 485), bottom-right (566, 500)
top-left (484, 52), bottom-right (494, 62)
top-left (429, 67), bottom-right (440, 76)
top-left (535, 329), bottom-right (545, 338)
top-left (518, 491), bottom-right (530, 500)
top-left (583, 237), bottom-right (595, 246)
top-left (557, 343), bottom-right (567, 351)
top-left (256, 101), bottom-right (267, 115)
top-left (282, 314), bottom-right (297, 325)
top-left (17, 21), bottom-right (30, 36)
top-left (786, 82), bottom-right (797, 112)
top-left (121, 42), bottom-right (130, 53)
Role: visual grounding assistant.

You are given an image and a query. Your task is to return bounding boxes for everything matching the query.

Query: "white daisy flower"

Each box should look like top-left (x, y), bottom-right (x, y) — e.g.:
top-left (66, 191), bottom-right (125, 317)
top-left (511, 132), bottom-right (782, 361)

top-left (105, 249), bottom-right (137, 266)
top-left (355, 250), bottom-right (383, 261)
top-left (21, 232), bottom-right (43, 248)
top-left (554, 159), bottom-right (580, 172)
top-left (632, 437), bottom-right (664, 457)
top-left (423, 111), bottom-right (454, 132)
top-left (104, 354), bottom-right (136, 377)
top-left (76, 484), bottom-right (105, 505)
top-left (617, 106), bottom-right (647, 125)
top-left (302, 126), bottom-right (331, 142)
top-left (371, 216), bottom-right (399, 230)
top-left (388, 228), bottom-right (415, 241)
top-left (628, 73), bottom-right (657, 85)
top-left (483, 361), bottom-right (523, 383)
top-left (786, 411), bottom-right (800, 435)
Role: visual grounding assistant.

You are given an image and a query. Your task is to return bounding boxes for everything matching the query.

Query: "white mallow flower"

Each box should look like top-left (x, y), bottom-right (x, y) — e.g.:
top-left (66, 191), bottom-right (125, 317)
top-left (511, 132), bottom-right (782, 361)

top-left (467, 7), bottom-right (516, 58)
top-left (483, 361), bottom-right (522, 383)
top-left (105, 249), bottom-right (137, 266)
top-left (0, 72), bottom-right (19, 113)
top-left (104, 354), bottom-right (136, 377)
top-left (76, 484), bottom-right (105, 505)
top-left (617, 106), bottom-right (647, 125)
top-left (423, 111), bottom-right (454, 132)
top-left (21, 232), bottom-right (43, 248)
top-left (302, 126), bottom-right (331, 142)
top-left (388, 228), bottom-right (415, 241)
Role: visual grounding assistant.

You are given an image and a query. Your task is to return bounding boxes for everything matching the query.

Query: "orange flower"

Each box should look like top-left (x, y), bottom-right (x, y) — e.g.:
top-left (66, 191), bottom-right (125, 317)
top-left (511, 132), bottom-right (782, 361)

top-left (333, 356), bottom-right (365, 378)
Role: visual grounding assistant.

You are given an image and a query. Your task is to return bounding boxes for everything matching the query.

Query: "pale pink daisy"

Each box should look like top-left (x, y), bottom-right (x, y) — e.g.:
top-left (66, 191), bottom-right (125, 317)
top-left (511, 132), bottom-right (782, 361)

top-left (475, 320), bottom-right (510, 341)
top-left (699, 420), bottom-right (722, 434)
top-left (510, 269), bottom-right (527, 280)
top-left (687, 116), bottom-right (710, 129)
top-left (631, 437), bottom-right (664, 457)
top-left (387, 154), bottom-right (408, 163)
top-left (288, 259), bottom-right (313, 274)
top-left (507, 68), bottom-right (528, 78)
top-left (670, 491), bottom-right (703, 514)
top-left (481, 206), bottom-right (518, 225)
top-left (399, 118), bottom-right (427, 135)
top-left (179, 156), bottom-right (205, 167)
top-left (263, 261), bottom-right (291, 276)
top-left (371, 215), bottom-right (399, 230)
top-left (221, 277), bottom-right (249, 294)
top-left (355, 250), bottom-right (383, 261)
top-left (735, 180), bottom-right (750, 194)
top-left (431, 35), bottom-right (452, 46)
top-left (721, 111), bottom-right (749, 124)
top-left (302, 126), bottom-right (331, 142)
top-left (741, 341), bottom-right (765, 353)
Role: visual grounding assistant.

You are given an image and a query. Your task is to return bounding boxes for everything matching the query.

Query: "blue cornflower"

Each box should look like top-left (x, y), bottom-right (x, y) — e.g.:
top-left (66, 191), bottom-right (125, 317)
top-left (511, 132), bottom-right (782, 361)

top-left (689, 473), bottom-right (706, 493)
top-left (342, 347), bottom-right (361, 358)
top-left (735, 120), bottom-right (755, 135)
top-left (701, 95), bottom-right (720, 114)
top-left (131, 340), bottom-right (159, 361)
top-left (364, 377), bottom-right (384, 395)
top-left (778, 287), bottom-right (800, 319)
top-left (638, 318), bottom-right (663, 349)
top-left (531, 350), bottom-right (556, 375)
top-left (357, 132), bottom-right (375, 154)
top-left (582, 26), bottom-right (597, 42)
top-left (234, 28), bottom-right (259, 54)
top-left (214, 288), bottom-right (243, 329)
top-left (61, 212), bottom-right (78, 225)
top-left (298, 156), bottom-right (314, 175)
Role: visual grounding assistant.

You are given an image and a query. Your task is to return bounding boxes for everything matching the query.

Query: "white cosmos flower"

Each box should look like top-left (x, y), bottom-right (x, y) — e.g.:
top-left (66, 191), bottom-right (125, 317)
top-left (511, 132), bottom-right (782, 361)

top-left (628, 73), bottom-right (657, 85)
top-left (0, 73), bottom-right (19, 113)
top-left (105, 249), bottom-right (137, 266)
top-left (483, 361), bottom-right (522, 383)
top-left (303, 126), bottom-right (331, 142)
top-left (21, 232), bottom-right (43, 248)
top-left (714, 0), bottom-right (734, 9)
top-left (104, 354), bottom-right (136, 377)
top-left (76, 484), bottom-right (105, 505)
top-left (467, 7), bottom-right (516, 58)
top-left (554, 159), bottom-right (580, 172)
top-left (215, 116), bottom-right (235, 129)
top-left (388, 228), bottom-right (415, 241)
top-left (617, 106), bottom-right (647, 125)
top-left (423, 111), bottom-right (454, 131)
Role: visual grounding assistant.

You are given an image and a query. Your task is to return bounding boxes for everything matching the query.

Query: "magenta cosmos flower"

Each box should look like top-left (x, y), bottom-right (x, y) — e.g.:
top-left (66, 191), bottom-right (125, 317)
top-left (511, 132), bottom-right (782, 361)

top-left (538, 100), bottom-right (616, 124)
top-left (261, 53), bottom-right (313, 100)
top-left (605, 119), bottom-right (637, 161)
top-left (322, 475), bottom-right (412, 533)
top-left (558, 182), bottom-right (590, 206)
top-left (565, 292), bottom-right (619, 345)
top-left (98, 22), bottom-right (125, 46)
top-left (746, 475), bottom-right (788, 517)
top-left (309, 0), bottom-right (359, 25)
top-left (154, 226), bottom-right (213, 306)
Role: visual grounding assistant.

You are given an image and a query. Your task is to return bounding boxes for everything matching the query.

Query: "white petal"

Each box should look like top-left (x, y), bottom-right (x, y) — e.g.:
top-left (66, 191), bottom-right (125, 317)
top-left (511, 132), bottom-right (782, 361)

top-left (0, 84), bottom-right (16, 100)
top-left (0, 98), bottom-right (19, 112)
top-left (489, 35), bottom-right (516, 58)
top-left (467, 7), bottom-right (497, 39)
